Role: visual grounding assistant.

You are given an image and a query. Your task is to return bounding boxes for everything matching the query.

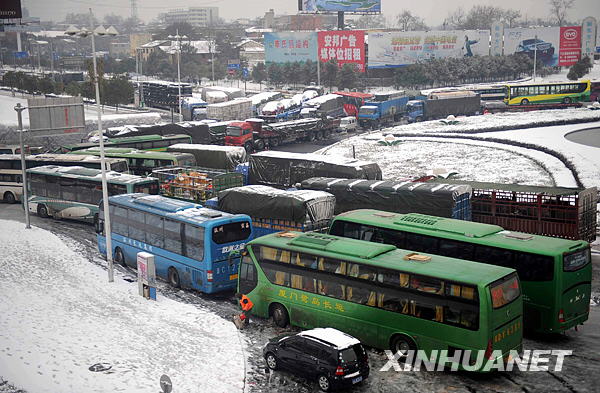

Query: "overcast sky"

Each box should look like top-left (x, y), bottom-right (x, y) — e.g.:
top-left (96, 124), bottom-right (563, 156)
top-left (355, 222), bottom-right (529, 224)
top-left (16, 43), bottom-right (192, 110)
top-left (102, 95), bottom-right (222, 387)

top-left (24, 0), bottom-right (600, 26)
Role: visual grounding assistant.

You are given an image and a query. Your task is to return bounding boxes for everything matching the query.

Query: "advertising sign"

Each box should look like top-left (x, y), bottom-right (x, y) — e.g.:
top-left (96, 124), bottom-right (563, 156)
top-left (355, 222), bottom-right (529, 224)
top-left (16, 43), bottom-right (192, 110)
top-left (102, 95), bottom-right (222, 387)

top-left (581, 17), bottom-right (597, 56)
top-left (299, 0), bottom-right (381, 13)
top-left (0, 0), bottom-right (22, 19)
top-left (264, 32), bottom-right (317, 63)
top-left (318, 30), bottom-right (365, 72)
top-left (559, 26), bottom-right (581, 66)
top-left (490, 22), bottom-right (504, 56)
top-left (368, 30), bottom-right (490, 69)
top-left (504, 27), bottom-right (560, 66)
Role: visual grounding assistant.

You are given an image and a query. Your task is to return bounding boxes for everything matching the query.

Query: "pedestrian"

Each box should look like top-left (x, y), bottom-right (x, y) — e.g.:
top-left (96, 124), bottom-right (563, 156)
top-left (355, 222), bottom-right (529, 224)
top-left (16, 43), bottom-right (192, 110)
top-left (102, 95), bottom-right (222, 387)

top-left (237, 293), bottom-right (254, 326)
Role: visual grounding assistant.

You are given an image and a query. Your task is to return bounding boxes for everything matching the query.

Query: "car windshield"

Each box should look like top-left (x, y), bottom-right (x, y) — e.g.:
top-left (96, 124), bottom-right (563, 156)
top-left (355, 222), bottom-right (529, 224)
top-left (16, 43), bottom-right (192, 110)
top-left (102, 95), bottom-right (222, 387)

top-left (359, 107), bottom-right (377, 115)
top-left (226, 126), bottom-right (243, 137)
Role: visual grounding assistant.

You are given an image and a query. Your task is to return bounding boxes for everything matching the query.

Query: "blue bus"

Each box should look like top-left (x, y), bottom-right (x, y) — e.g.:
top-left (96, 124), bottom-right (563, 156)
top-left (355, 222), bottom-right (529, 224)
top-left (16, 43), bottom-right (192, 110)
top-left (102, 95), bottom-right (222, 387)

top-left (96, 193), bottom-right (253, 293)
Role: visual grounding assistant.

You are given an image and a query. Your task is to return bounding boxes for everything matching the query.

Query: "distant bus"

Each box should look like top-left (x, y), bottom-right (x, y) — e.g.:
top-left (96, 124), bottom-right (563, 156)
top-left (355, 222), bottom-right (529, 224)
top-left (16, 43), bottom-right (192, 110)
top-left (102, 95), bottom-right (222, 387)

top-left (70, 148), bottom-right (196, 176)
top-left (504, 81), bottom-right (590, 105)
top-left (329, 209), bottom-right (591, 334)
top-left (97, 193), bottom-right (253, 293)
top-left (334, 92), bottom-right (374, 117)
top-left (0, 154), bottom-right (129, 203)
top-left (27, 165), bottom-right (158, 223)
top-left (471, 86), bottom-right (506, 101)
top-left (239, 231), bottom-right (522, 371)
top-left (58, 134), bottom-right (192, 153)
top-left (0, 144), bottom-right (44, 155)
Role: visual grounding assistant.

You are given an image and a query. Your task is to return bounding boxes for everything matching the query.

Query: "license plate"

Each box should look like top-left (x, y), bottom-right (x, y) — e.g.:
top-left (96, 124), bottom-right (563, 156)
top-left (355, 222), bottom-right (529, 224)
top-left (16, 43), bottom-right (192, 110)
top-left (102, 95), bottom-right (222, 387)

top-left (229, 274), bottom-right (238, 280)
top-left (352, 376), bottom-right (362, 384)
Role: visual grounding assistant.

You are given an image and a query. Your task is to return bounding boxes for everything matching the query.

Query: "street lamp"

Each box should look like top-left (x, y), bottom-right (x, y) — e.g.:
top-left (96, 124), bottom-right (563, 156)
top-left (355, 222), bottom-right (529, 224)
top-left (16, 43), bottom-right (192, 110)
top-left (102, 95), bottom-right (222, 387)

top-left (533, 35), bottom-right (538, 82)
top-left (168, 31), bottom-right (188, 122)
top-left (65, 9), bottom-right (118, 283)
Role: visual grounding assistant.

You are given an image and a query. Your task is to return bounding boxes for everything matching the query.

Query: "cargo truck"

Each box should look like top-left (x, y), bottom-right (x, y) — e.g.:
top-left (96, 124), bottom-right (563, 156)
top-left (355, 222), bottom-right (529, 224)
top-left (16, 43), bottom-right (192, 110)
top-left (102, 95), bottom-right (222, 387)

top-left (302, 94), bottom-right (345, 118)
top-left (358, 90), bottom-right (410, 129)
top-left (206, 99), bottom-right (253, 121)
top-left (407, 91), bottom-right (481, 122)
top-left (225, 117), bottom-right (340, 152)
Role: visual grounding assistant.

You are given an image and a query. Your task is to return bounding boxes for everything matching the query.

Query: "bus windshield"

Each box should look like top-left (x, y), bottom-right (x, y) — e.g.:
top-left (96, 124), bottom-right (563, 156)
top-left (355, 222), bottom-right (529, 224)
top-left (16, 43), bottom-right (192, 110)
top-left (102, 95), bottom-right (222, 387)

top-left (490, 274), bottom-right (520, 309)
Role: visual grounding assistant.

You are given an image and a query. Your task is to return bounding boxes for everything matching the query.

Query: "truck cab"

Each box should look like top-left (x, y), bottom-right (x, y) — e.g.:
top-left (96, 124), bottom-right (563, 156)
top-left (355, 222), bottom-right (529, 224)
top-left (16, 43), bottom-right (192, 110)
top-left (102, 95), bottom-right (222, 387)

top-left (225, 119), bottom-right (264, 152)
top-left (406, 100), bottom-right (425, 123)
top-left (358, 105), bottom-right (380, 129)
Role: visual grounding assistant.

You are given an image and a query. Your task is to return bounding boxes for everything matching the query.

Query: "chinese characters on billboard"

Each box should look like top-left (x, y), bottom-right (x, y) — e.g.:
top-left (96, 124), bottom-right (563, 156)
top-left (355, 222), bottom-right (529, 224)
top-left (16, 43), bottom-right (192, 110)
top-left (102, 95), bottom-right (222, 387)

top-left (318, 30), bottom-right (365, 72)
top-left (504, 26), bottom-right (582, 67)
top-left (368, 30), bottom-right (490, 68)
top-left (300, 0), bottom-right (381, 13)
top-left (264, 32), bottom-right (317, 63)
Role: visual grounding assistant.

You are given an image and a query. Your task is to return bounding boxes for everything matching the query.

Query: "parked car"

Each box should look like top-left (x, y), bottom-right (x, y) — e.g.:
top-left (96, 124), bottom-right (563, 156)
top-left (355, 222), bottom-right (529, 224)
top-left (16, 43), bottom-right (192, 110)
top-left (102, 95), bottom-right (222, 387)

top-left (263, 327), bottom-right (369, 392)
top-left (339, 116), bottom-right (358, 132)
top-left (516, 38), bottom-right (555, 57)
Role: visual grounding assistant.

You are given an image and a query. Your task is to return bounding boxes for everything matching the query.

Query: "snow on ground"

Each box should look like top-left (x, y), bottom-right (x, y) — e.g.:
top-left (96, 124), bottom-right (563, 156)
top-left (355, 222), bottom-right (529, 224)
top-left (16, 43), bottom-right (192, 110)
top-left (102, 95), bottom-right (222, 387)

top-left (0, 220), bottom-right (245, 393)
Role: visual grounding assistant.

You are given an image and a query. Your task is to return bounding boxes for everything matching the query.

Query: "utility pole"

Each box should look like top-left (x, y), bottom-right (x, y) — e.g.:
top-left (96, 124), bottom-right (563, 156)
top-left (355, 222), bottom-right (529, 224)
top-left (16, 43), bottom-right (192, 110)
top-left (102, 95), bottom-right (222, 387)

top-left (532, 35), bottom-right (538, 82)
top-left (14, 103), bottom-right (30, 229)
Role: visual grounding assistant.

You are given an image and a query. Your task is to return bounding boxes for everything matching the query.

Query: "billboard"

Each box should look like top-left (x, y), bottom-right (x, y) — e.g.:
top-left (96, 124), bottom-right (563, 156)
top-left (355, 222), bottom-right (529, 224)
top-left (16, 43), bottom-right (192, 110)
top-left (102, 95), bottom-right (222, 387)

top-left (299, 0), bottom-right (381, 13)
top-left (368, 30), bottom-right (490, 69)
top-left (264, 32), bottom-right (317, 63)
top-left (318, 30), bottom-right (365, 72)
top-left (1, 0), bottom-right (21, 19)
top-left (504, 27), bottom-right (581, 67)
top-left (581, 17), bottom-right (597, 56)
top-left (559, 26), bottom-right (581, 66)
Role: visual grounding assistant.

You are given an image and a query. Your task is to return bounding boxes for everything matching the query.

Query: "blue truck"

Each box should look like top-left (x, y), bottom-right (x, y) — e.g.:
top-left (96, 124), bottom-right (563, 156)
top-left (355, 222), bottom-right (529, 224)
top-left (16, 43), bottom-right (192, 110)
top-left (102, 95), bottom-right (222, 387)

top-left (406, 91), bottom-right (481, 122)
top-left (358, 90), bottom-right (410, 129)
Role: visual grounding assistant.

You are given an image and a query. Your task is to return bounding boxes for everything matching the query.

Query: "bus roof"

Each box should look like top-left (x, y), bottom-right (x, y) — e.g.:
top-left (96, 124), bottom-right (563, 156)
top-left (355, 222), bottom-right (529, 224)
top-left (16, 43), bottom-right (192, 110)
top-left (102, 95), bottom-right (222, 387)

top-left (334, 209), bottom-right (587, 255)
top-left (250, 231), bottom-right (515, 286)
top-left (0, 153), bottom-right (126, 164)
top-left (72, 148), bottom-right (193, 160)
top-left (108, 193), bottom-right (250, 226)
top-left (26, 165), bottom-right (156, 185)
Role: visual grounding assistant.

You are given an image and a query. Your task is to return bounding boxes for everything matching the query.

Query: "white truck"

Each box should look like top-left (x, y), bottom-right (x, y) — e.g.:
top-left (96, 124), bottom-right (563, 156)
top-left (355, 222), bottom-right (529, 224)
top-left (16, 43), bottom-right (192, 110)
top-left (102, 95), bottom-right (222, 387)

top-left (206, 99), bottom-right (253, 122)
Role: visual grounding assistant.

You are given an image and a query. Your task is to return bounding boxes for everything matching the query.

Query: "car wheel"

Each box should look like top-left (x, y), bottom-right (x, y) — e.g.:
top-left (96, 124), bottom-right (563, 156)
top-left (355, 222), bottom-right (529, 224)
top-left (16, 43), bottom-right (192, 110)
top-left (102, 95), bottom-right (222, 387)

top-left (563, 97), bottom-right (572, 104)
top-left (3, 191), bottom-right (16, 204)
top-left (520, 99), bottom-right (529, 105)
top-left (114, 247), bottom-right (126, 267)
top-left (271, 303), bottom-right (289, 328)
top-left (317, 374), bottom-right (331, 392)
top-left (265, 352), bottom-right (278, 371)
top-left (390, 334), bottom-right (417, 362)
top-left (168, 267), bottom-right (181, 288)
top-left (37, 204), bottom-right (49, 218)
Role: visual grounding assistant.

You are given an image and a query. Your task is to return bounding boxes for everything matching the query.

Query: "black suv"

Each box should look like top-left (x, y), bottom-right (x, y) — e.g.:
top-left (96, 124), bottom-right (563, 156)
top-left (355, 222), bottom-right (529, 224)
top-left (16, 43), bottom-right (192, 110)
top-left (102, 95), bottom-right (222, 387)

top-left (262, 327), bottom-right (369, 392)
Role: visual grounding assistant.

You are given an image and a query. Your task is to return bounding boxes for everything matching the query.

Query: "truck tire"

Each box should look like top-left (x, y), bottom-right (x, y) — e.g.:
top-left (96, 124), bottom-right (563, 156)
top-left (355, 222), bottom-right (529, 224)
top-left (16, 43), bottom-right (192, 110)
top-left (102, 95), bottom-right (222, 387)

top-left (254, 139), bottom-right (265, 150)
top-left (270, 137), bottom-right (280, 147)
top-left (323, 129), bottom-right (331, 139)
top-left (244, 143), bottom-right (253, 153)
top-left (316, 130), bottom-right (325, 140)
top-left (307, 131), bottom-right (316, 142)
top-left (415, 116), bottom-right (423, 122)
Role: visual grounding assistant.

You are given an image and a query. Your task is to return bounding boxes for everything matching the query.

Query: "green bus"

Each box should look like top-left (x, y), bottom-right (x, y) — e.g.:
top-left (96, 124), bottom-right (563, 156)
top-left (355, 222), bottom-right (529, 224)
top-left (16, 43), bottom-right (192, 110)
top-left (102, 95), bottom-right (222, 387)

top-left (58, 134), bottom-right (192, 153)
top-left (27, 165), bottom-right (159, 223)
top-left (70, 147), bottom-right (196, 176)
top-left (503, 80), bottom-right (590, 105)
top-left (329, 209), bottom-right (591, 334)
top-left (239, 231), bottom-right (522, 371)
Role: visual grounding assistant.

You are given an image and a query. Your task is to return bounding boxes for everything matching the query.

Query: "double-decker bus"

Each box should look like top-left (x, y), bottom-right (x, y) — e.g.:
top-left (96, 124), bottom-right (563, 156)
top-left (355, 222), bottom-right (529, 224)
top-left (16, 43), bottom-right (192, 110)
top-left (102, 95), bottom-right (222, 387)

top-left (58, 134), bottom-right (192, 153)
top-left (328, 209), bottom-right (591, 334)
top-left (333, 92), bottom-right (374, 117)
top-left (239, 231), bottom-right (522, 371)
top-left (504, 80), bottom-right (590, 105)
top-left (27, 165), bottom-right (158, 223)
top-left (97, 193), bottom-right (253, 293)
top-left (0, 154), bottom-right (128, 203)
top-left (70, 148), bottom-right (196, 176)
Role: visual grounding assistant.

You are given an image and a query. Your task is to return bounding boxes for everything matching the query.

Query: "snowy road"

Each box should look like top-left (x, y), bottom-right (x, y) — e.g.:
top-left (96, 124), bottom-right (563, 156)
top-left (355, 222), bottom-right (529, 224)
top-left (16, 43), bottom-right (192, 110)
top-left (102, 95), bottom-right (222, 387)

top-left (1, 205), bottom-right (599, 393)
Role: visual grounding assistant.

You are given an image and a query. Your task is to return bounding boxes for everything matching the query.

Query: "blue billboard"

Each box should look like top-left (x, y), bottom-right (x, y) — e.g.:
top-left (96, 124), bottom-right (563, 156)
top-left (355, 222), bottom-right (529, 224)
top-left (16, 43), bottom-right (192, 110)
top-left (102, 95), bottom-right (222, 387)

top-left (300, 0), bottom-right (381, 13)
top-left (264, 32), bottom-right (317, 63)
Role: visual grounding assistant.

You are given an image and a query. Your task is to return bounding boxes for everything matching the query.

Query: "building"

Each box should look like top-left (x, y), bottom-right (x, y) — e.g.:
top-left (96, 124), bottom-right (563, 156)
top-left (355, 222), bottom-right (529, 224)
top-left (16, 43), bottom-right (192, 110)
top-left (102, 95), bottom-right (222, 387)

top-left (129, 33), bottom-right (153, 57)
top-left (109, 42), bottom-right (130, 58)
top-left (237, 39), bottom-right (264, 69)
top-left (164, 7), bottom-right (219, 27)
top-left (136, 40), bottom-right (169, 61)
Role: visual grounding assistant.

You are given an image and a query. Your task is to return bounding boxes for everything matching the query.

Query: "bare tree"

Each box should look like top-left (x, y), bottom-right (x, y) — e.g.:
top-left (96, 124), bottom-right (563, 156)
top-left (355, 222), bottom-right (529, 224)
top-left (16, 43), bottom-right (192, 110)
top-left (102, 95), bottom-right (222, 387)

top-left (445, 7), bottom-right (466, 29)
top-left (504, 9), bottom-right (522, 28)
top-left (355, 14), bottom-right (387, 29)
top-left (549, 0), bottom-right (576, 26)
top-left (396, 10), bottom-right (428, 31)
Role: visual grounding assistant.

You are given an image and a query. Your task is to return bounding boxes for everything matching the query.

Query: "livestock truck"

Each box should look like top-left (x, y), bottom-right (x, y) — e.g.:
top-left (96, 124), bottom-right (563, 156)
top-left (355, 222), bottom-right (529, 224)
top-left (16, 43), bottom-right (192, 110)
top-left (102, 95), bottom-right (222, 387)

top-left (358, 90), bottom-right (409, 129)
top-left (206, 99), bottom-right (253, 121)
top-left (407, 91), bottom-right (481, 122)
top-left (224, 117), bottom-right (340, 152)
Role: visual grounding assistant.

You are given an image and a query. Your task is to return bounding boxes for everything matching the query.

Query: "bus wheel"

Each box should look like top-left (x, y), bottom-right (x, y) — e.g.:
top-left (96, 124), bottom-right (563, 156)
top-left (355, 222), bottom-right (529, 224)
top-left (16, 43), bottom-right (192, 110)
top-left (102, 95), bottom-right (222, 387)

top-left (563, 97), bottom-right (572, 104)
top-left (168, 267), bottom-right (181, 288)
top-left (3, 192), bottom-right (16, 204)
top-left (520, 99), bottom-right (529, 105)
top-left (270, 303), bottom-right (289, 328)
top-left (114, 247), bottom-right (126, 267)
top-left (390, 334), bottom-right (417, 361)
top-left (37, 204), bottom-right (49, 218)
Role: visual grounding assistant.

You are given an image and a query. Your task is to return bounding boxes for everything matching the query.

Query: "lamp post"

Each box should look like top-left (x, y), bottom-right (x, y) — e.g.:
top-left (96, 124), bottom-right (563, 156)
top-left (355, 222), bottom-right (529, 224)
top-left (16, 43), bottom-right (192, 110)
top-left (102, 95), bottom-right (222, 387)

top-left (533, 35), bottom-right (538, 82)
top-left (168, 31), bottom-right (187, 122)
top-left (65, 9), bottom-right (118, 283)
top-left (14, 103), bottom-right (30, 229)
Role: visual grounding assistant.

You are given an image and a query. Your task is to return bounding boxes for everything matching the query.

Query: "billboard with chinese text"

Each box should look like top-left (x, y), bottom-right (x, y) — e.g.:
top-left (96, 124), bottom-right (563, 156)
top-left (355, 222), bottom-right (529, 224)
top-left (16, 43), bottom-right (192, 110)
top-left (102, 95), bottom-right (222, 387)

top-left (318, 30), bottom-right (365, 72)
top-left (368, 30), bottom-right (490, 68)
top-left (299, 0), bottom-right (381, 13)
top-left (264, 32), bottom-right (317, 63)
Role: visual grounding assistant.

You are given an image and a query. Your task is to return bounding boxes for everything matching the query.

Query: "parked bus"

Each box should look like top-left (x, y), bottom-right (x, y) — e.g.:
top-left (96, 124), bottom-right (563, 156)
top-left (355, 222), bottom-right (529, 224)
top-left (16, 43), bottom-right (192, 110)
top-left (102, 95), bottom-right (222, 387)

top-left (27, 165), bottom-right (158, 223)
top-left (97, 193), bottom-right (253, 294)
top-left (0, 144), bottom-right (44, 155)
top-left (239, 231), bottom-right (522, 371)
top-left (70, 148), bottom-right (196, 176)
top-left (504, 80), bottom-right (590, 105)
top-left (328, 209), bottom-right (591, 334)
top-left (58, 134), bottom-right (192, 153)
top-left (0, 154), bottom-right (128, 203)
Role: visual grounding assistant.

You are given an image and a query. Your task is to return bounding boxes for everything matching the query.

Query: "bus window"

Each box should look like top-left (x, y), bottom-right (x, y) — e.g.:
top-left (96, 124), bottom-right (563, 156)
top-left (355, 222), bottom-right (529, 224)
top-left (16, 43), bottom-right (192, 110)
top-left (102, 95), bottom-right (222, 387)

top-left (112, 206), bottom-right (129, 236)
top-left (329, 220), bottom-right (360, 239)
top-left (134, 181), bottom-right (159, 195)
top-left (405, 233), bottom-right (439, 254)
top-left (46, 176), bottom-right (60, 198)
top-left (128, 209), bottom-right (146, 242)
top-left (108, 183), bottom-right (127, 196)
top-left (473, 245), bottom-right (513, 268)
top-left (439, 239), bottom-right (474, 260)
top-left (164, 219), bottom-right (183, 254)
top-left (239, 253), bottom-right (258, 294)
top-left (30, 174), bottom-right (47, 197)
top-left (184, 224), bottom-right (204, 260)
top-left (490, 274), bottom-right (520, 309)
top-left (212, 221), bottom-right (251, 244)
top-left (410, 275), bottom-right (443, 294)
top-left (512, 252), bottom-right (553, 281)
top-left (146, 214), bottom-right (164, 248)
top-left (60, 177), bottom-right (77, 201)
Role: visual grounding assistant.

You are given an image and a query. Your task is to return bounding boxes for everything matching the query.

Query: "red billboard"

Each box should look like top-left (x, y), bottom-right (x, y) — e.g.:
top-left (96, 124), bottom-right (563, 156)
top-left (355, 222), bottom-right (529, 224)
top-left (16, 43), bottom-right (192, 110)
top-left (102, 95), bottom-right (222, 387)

top-left (318, 30), bottom-right (365, 72)
top-left (559, 26), bottom-right (581, 66)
